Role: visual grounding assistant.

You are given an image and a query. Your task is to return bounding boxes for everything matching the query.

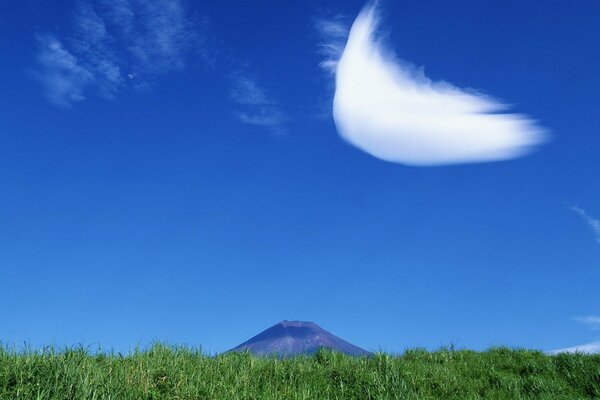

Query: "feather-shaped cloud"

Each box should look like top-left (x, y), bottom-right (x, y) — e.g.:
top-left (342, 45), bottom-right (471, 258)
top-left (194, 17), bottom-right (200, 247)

top-left (332, 5), bottom-right (547, 166)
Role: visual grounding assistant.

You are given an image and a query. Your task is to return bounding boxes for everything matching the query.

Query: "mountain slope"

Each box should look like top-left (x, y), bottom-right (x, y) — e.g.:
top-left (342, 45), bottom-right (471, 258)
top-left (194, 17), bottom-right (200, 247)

top-left (228, 320), bottom-right (371, 357)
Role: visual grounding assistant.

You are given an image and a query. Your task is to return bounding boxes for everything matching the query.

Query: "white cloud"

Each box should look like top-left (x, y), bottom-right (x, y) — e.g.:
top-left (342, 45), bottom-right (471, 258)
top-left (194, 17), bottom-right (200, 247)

top-left (229, 74), bottom-right (287, 134)
top-left (573, 316), bottom-right (600, 330)
top-left (548, 316), bottom-right (600, 354)
top-left (230, 75), bottom-right (273, 106)
top-left (71, 1), bottom-right (122, 98)
top-left (237, 109), bottom-right (287, 135)
top-left (34, 36), bottom-right (94, 107)
top-left (311, 14), bottom-right (351, 119)
top-left (35, 0), bottom-right (200, 106)
top-left (548, 341), bottom-right (600, 355)
top-left (314, 15), bottom-right (350, 74)
top-left (329, 4), bottom-right (548, 166)
top-left (571, 207), bottom-right (600, 244)
top-left (127, 0), bottom-right (196, 74)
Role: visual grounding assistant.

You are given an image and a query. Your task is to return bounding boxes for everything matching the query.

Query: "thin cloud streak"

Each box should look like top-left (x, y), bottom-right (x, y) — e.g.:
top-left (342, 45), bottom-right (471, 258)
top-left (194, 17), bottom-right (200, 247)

top-left (34, 36), bottom-right (94, 107)
top-left (548, 341), bottom-right (600, 355)
top-left (127, 0), bottom-right (197, 74)
top-left (237, 110), bottom-right (287, 134)
top-left (573, 316), bottom-right (600, 330)
top-left (71, 1), bottom-right (122, 98)
top-left (230, 75), bottom-right (273, 106)
top-left (314, 15), bottom-right (350, 74)
top-left (229, 74), bottom-right (287, 134)
top-left (312, 14), bottom-right (350, 119)
top-left (35, 0), bottom-right (200, 106)
top-left (329, 4), bottom-right (548, 166)
top-left (571, 206), bottom-right (600, 244)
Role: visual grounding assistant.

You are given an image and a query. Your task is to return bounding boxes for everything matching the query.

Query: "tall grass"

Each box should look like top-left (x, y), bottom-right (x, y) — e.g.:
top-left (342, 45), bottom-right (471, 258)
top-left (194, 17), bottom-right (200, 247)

top-left (1, 344), bottom-right (599, 399)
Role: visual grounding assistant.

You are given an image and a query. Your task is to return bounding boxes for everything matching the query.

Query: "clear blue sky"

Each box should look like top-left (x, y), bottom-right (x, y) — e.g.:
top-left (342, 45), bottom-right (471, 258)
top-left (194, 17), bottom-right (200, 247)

top-left (1, 0), bottom-right (599, 354)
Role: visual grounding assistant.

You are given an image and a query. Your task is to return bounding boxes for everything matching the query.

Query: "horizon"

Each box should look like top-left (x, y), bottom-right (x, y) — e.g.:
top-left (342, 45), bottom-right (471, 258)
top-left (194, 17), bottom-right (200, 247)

top-left (1, 0), bottom-right (600, 355)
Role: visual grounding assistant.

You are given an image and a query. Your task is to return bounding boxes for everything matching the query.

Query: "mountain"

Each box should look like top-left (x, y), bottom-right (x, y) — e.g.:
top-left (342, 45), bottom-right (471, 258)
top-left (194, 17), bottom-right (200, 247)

top-left (228, 320), bottom-right (371, 357)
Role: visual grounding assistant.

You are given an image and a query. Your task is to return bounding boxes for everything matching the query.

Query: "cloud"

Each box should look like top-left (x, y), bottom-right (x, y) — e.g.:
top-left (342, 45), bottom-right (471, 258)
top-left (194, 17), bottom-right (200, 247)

top-left (229, 74), bottom-right (287, 134)
top-left (34, 36), bottom-right (94, 107)
top-left (236, 109), bottom-right (287, 134)
top-left (230, 75), bottom-right (273, 106)
top-left (548, 341), bottom-right (600, 355)
top-left (311, 14), bottom-right (351, 119)
top-left (571, 207), bottom-right (600, 244)
top-left (548, 316), bottom-right (600, 354)
top-left (126, 0), bottom-right (197, 74)
top-left (573, 316), bottom-right (600, 330)
top-left (329, 4), bottom-right (548, 166)
top-left (35, 0), bottom-right (200, 106)
top-left (70, 1), bottom-right (122, 98)
top-left (314, 15), bottom-right (350, 74)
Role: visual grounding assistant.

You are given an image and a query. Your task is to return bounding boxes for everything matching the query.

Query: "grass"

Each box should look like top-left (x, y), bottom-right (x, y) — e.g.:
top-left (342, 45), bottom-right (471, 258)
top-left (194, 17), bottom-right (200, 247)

top-left (1, 344), bottom-right (599, 399)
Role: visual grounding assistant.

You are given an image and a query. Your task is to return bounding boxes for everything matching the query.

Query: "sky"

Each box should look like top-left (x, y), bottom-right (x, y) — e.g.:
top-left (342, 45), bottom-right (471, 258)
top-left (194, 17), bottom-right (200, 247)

top-left (1, 0), bottom-right (600, 354)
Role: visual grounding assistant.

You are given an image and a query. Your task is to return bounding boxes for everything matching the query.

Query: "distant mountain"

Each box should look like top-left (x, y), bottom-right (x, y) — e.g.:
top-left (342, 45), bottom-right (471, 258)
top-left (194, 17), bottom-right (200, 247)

top-left (228, 320), bottom-right (371, 357)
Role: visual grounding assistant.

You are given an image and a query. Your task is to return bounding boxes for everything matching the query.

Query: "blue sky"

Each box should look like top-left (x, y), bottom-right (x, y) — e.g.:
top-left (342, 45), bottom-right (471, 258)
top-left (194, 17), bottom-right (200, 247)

top-left (1, 0), bottom-right (600, 354)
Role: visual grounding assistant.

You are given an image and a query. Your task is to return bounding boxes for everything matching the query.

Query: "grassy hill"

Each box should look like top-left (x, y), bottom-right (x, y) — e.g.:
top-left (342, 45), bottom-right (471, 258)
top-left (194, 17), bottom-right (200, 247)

top-left (1, 344), bottom-right (599, 399)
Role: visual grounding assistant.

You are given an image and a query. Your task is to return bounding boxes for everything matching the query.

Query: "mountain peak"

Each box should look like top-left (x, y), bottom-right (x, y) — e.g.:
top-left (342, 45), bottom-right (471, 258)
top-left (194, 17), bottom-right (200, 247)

top-left (228, 320), bottom-right (371, 357)
top-left (277, 320), bottom-right (320, 328)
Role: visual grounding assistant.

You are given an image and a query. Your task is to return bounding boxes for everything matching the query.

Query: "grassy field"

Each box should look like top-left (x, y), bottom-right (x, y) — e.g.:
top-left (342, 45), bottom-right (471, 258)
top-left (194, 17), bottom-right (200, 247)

top-left (1, 344), bottom-right (599, 399)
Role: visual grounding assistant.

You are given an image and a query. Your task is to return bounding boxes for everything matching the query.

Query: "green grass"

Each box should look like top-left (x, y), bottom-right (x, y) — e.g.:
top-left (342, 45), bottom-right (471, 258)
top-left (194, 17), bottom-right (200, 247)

top-left (1, 344), bottom-right (599, 399)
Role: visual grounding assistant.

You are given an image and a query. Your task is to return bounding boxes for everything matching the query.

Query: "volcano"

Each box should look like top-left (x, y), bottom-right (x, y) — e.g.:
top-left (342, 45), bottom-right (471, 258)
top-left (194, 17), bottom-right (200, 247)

top-left (228, 320), bottom-right (371, 357)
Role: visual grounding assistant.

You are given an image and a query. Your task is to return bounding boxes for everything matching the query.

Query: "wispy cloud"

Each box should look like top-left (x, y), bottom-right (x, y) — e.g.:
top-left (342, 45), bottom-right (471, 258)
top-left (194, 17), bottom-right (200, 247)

top-left (70, 1), bottom-right (122, 98)
top-left (230, 75), bottom-right (273, 106)
top-left (548, 316), bottom-right (600, 354)
top-left (548, 341), bottom-right (600, 355)
top-left (236, 109), bottom-right (287, 134)
top-left (325, 3), bottom-right (548, 166)
top-left (34, 36), bottom-right (94, 107)
top-left (314, 15), bottom-right (350, 74)
top-left (573, 316), bottom-right (600, 330)
top-left (571, 206), bottom-right (600, 244)
top-left (35, 0), bottom-right (201, 106)
top-left (229, 74), bottom-right (287, 135)
top-left (311, 13), bottom-right (350, 119)
top-left (125, 0), bottom-right (197, 75)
